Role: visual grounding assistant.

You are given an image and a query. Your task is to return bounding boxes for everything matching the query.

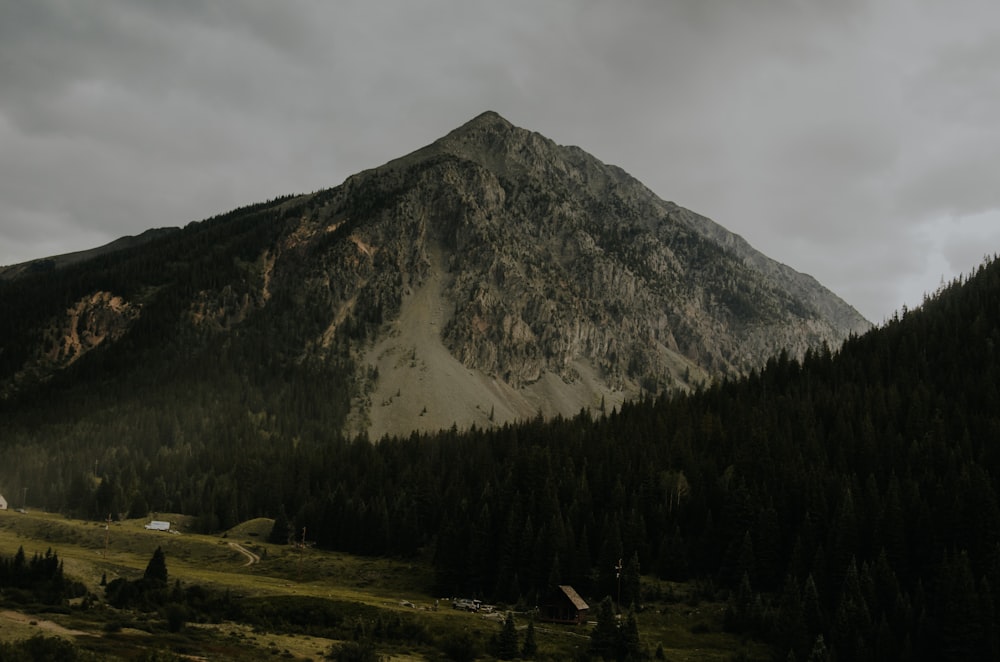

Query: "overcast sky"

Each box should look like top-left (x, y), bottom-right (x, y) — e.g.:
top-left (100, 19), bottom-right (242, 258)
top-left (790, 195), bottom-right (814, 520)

top-left (3, 1), bottom-right (999, 322)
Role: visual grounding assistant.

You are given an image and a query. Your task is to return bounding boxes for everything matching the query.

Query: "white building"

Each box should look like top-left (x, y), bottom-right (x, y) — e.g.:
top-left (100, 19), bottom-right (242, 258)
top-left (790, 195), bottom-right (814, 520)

top-left (0, 494), bottom-right (7, 510)
top-left (144, 520), bottom-right (170, 531)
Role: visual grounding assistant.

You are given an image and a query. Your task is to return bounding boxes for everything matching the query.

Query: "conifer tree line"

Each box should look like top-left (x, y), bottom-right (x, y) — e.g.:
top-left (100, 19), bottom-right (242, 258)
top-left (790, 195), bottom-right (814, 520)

top-left (0, 546), bottom-right (85, 605)
top-left (2, 221), bottom-right (1000, 660)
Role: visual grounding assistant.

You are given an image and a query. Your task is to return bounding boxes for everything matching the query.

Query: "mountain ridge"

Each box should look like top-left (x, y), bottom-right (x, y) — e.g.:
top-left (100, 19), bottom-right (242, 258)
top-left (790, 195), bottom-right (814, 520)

top-left (0, 227), bottom-right (180, 280)
top-left (337, 111), bottom-right (869, 435)
top-left (0, 111), bottom-right (869, 438)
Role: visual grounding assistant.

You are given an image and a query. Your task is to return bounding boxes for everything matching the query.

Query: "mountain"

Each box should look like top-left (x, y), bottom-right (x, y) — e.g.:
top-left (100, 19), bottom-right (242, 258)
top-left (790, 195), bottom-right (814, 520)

top-left (0, 111), bottom-right (868, 439)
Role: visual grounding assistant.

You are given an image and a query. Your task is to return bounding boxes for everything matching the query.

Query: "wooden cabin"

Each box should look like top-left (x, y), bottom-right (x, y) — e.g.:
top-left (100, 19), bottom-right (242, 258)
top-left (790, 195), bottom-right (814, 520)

top-left (538, 585), bottom-right (590, 624)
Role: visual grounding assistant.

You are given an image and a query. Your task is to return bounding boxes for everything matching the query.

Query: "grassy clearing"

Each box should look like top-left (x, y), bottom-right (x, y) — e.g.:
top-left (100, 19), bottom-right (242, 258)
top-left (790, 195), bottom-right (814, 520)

top-left (0, 509), bottom-right (769, 660)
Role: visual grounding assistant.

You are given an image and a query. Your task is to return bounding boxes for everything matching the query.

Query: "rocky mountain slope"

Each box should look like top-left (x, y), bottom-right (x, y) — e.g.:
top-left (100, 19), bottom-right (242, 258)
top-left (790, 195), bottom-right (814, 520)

top-left (0, 111), bottom-right (869, 439)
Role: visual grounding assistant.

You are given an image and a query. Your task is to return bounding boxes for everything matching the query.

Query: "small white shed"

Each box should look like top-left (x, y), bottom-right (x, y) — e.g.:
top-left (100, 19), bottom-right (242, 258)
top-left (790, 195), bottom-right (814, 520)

top-left (0, 494), bottom-right (7, 510)
top-left (144, 520), bottom-right (170, 531)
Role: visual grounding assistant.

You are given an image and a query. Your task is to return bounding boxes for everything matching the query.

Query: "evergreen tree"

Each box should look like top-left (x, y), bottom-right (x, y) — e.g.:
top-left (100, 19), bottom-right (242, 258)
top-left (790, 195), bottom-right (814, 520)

top-left (268, 504), bottom-right (292, 544)
top-left (496, 611), bottom-right (519, 660)
top-left (830, 557), bottom-right (872, 661)
top-left (542, 554), bottom-right (562, 601)
top-left (656, 526), bottom-right (689, 581)
top-left (754, 505), bottom-right (782, 590)
top-left (144, 546), bottom-right (168, 585)
top-left (775, 574), bottom-right (809, 659)
top-left (802, 574), bottom-right (825, 644)
top-left (621, 552), bottom-right (641, 607)
top-left (935, 549), bottom-right (983, 660)
top-left (618, 609), bottom-right (641, 661)
top-left (165, 602), bottom-right (188, 633)
top-left (980, 576), bottom-right (999, 661)
top-left (521, 616), bottom-right (537, 659)
top-left (807, 634), bottom-right (830, 662)
top-left (725, 571), bottom-right (756, 633)
top-left (597, 524), bottom-right (623, 602)
top-left (128, 491), bottom-right (150, 520)
top-left (590, 597), bottom-right (618, 661)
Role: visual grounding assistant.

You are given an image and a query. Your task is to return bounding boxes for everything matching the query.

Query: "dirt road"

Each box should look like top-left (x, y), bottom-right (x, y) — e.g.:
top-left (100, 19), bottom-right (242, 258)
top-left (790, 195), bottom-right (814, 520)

top-left (228, 542), bottom-right (260, 566)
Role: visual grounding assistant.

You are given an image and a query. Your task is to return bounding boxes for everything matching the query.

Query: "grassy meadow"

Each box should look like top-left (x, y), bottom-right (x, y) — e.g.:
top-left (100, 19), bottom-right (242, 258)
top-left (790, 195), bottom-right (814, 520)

top-left (0, 508), bottom-right (768, 660)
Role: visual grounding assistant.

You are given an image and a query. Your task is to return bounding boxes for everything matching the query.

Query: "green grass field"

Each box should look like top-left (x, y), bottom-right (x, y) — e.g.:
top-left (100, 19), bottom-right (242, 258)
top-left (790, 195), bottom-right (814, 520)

top-left (0, 508), bottom-right (769, 660)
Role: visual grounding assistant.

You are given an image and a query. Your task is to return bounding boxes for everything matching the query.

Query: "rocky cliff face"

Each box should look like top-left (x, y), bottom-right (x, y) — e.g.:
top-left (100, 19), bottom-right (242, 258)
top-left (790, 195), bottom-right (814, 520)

top-left (255, 111), bottom-right (868, 435)
top-left (0, 111), bottom-right (869, 438)
top-left (1, 291), bottom-right (139, 399)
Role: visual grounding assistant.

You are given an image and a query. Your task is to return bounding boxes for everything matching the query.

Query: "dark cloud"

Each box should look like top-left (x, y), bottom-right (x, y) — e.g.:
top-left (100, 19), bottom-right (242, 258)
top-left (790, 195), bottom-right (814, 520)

top-left (2, 0), bottom-right (999, 322)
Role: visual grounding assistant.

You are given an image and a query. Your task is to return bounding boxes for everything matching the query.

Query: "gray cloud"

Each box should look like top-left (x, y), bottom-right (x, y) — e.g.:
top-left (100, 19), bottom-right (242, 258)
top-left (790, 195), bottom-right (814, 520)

top-left (2, 0), bottom-right (999, 322)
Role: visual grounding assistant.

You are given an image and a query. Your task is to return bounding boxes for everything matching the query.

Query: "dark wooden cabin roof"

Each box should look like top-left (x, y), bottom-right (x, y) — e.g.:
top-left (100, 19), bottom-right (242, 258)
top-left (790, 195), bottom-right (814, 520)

top-left (558, 585), bottom-right (589, 611)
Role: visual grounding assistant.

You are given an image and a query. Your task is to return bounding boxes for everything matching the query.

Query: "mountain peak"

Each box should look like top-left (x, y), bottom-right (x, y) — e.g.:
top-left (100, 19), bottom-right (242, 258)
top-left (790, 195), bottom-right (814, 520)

top-left (435, 110), bottom-right (521, 152)
top-left (459, 110), bottom-right (513, 130)
top-left (419, 110), bottom-right (568, 181)
top-left (373, 111), bottom-right (524, 176)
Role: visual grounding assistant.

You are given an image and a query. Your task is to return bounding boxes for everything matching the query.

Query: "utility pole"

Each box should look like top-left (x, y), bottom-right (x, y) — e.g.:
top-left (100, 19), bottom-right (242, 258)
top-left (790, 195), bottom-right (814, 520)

top-left (615, 558), bottom-right (623, 613)
top-left (104, 514), bottom-right (112, 558)
top-left (297, 526), bottom-right (307, 582)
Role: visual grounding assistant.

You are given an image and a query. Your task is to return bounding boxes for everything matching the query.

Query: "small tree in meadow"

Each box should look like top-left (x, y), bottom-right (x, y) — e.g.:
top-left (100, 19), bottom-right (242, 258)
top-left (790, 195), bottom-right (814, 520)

top-left (144, 546), bottom-right (168, 585)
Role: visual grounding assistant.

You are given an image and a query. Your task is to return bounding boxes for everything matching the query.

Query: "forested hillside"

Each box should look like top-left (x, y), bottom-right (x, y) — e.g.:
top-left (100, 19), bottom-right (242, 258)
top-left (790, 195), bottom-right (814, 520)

top-left (0, 116), bottom-right (996, 659)
top-left (3, 253), bottom-right (999, 660)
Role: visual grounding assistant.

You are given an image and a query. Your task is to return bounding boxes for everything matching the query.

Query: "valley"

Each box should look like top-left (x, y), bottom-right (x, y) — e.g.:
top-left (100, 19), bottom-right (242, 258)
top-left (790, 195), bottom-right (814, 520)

top-left (0, 508), bottom-right (765, 661)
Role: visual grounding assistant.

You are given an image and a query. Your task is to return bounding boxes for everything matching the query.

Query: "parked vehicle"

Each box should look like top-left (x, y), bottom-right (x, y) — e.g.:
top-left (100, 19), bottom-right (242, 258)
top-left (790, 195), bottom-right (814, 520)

top-left (451, 598), bottom-right (479, 611)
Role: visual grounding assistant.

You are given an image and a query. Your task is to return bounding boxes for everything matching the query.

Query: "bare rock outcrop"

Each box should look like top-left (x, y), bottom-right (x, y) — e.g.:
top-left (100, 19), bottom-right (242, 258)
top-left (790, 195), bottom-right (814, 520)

top-left (266, 111), bottom-right (869, 434)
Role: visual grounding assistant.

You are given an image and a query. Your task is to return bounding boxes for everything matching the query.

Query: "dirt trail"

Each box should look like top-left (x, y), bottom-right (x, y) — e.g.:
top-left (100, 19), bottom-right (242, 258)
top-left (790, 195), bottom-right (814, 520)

top-left (228, 542), bottom-right (260, 566)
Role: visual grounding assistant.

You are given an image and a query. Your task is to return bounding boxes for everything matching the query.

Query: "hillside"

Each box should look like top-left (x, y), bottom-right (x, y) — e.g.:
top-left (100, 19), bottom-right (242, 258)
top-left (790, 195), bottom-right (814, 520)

top-left (400, 254), bottom-right (1000, 661)
top-left (2, 249), bottom-right (996, 660)
top-left (0, 111), bottom-right (868, 440)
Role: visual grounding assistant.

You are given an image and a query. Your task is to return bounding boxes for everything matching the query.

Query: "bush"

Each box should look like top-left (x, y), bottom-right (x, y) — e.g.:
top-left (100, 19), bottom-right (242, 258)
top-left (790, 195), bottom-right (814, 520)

top-left (440, 631), bottom-right (480, 662)
top-left (103, 620), bottom-right (124, 633)
top-left (0, 635), bottom-right (87, 661)
top-left (329, 640), bottom-right (383, 662)
top-left (165, 602), bottom-right (188, 632)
